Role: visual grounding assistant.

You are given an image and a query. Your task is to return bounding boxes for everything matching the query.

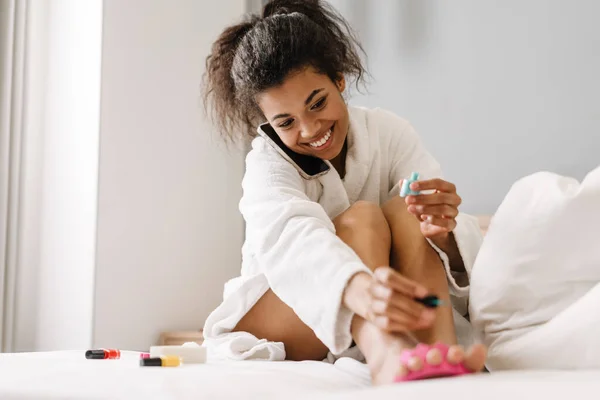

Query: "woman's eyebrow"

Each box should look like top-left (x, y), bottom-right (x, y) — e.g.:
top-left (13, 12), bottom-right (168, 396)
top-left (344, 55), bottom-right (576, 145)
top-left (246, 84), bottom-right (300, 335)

top-left (271, 112), bottom-right (291, 122)
top-left (304, 88), bottom-right (325, 105)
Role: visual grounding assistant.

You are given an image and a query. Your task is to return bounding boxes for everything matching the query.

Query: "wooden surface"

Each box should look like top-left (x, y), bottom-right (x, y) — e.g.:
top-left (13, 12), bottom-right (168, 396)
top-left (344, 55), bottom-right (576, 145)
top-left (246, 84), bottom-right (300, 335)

top-left (158, 330), bottom-right (204, 346)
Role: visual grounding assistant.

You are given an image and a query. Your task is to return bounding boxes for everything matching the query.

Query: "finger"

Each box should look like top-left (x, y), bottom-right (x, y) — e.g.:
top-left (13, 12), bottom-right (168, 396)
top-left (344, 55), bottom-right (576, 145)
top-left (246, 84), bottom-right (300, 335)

top-left (406, 204), bottom-right (424, 221)
top-left (407, 204), bottom-right (458, 219)
top-left (370, 300), bottom-right (420, 324)
top-left (369, 293), bottom-right (426, 319)
top-left (410, 178), bottom-right (456, 193)
top-left (371, 313), bottom-right (417, 332)
top-left (370, 285), bottom-right (438, 323)
top-left (420, 221), bottom-right (450, 238)
top-left (406, 192), bottom-right (461, 206)
top-left (373, 267), bottom-right (428, 298)
top-left (371, 311), bottom-right (435, 332)
top-left (423, 215), bottom-right (457, 231)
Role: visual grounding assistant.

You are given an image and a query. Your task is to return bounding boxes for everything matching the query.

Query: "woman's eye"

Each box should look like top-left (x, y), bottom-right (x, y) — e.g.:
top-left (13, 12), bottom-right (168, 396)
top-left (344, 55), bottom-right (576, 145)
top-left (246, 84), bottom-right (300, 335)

top-left (279, 119), bottom-right (293, 128)
top-left (311, 97), bottom-right (327, 110)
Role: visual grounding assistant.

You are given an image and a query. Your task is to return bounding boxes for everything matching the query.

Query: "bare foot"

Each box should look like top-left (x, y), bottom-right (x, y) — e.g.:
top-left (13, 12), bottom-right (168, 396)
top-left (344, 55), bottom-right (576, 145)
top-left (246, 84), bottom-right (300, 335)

top-left (372, 342), bottom-right (487, 385)
top-left (368, 332), bottom-right (417, 385)
top-left (447, 343), bottom-right (487, 372)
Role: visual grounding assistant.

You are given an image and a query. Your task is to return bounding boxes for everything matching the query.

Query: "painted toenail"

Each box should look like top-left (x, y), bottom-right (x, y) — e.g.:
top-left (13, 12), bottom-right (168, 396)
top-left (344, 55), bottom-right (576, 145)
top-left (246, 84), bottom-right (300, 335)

top-left (407, 356), bottom-right (423, 372)
top-left (447, 346), bottom-right (463, 364)
top-left (426, 349), bottom-right (442, 366)
top-left (397, 365), bottom-right (409, 377)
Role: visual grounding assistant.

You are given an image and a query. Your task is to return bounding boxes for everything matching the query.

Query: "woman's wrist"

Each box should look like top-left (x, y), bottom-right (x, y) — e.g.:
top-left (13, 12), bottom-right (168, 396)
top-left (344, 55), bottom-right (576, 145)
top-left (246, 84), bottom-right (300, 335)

top-left (342, 271), bottom-right (372, 319)
top-left (430, 232), bottom-right (451, 253)
top-left (432, 232), bottom-right (465, 272)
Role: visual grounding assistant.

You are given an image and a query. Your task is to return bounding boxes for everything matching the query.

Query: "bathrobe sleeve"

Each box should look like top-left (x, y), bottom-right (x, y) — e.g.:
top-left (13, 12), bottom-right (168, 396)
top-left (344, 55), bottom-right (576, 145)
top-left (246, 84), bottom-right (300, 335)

top-left (375, 109), bottom-right (483, 308)
top-left (239, 139), bottom-right (372, 355)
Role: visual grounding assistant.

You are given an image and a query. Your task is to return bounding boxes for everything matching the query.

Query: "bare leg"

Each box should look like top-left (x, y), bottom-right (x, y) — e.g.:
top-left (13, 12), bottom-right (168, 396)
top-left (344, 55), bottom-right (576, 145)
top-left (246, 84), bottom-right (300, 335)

top-left (382, 196), bottom-right (456, 344)
top-left (381, 196), bottom-right (486, 375)
top-left (232, 288), bottom-right (329, 361)
top-left (233, 200), bottom-right (484, 384)
top-left (233, 200), bottom-right (416, 369)
top-left (332, 201), bottom-right (418, 383)
top-left (335, 201), bottom-right (486, 383)
top-left (333, 201), bottom-right (487, 384)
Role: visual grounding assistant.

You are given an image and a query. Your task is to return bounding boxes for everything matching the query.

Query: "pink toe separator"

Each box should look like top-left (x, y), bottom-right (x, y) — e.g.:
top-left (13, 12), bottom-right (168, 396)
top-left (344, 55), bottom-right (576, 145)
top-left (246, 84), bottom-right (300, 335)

top-left (394, 343), bottom-right (471, 383)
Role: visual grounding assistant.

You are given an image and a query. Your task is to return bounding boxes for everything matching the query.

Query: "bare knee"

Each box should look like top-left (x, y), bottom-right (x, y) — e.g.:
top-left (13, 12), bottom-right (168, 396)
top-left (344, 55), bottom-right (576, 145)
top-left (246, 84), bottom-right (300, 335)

top-left (382, 196), bottom-right (443, 279)
top-left (381, 195), bottom-right (414, 224)
top-left (381, 196), bottom-right (425, 247)
top-left (334, 201), bottom-right (391, 244)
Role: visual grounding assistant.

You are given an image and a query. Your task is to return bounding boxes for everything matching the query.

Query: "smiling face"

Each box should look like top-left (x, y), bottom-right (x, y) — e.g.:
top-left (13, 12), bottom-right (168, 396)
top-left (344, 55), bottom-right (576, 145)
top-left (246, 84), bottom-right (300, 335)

top-left (256, 67), bottom-right (349, 161)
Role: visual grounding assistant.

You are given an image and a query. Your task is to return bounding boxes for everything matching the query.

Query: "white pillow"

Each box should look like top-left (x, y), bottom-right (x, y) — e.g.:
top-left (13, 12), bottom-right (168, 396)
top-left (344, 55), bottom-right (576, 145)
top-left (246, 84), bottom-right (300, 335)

top-left (469, 165), bottom-right (600, 370)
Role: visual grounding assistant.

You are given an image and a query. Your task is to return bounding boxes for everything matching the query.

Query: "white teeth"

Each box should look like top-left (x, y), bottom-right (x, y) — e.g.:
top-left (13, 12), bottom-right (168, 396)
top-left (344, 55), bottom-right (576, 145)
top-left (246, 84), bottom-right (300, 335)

top-left (309, 129), bottom-right (332, 148)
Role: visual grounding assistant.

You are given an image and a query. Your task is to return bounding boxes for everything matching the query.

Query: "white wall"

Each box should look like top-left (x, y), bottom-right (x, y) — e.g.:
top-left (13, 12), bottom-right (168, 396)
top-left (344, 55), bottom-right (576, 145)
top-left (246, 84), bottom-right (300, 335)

top-left (330, 0), bottom-right (600, 214)
top-left (93, 0), bottom-right (246, 351)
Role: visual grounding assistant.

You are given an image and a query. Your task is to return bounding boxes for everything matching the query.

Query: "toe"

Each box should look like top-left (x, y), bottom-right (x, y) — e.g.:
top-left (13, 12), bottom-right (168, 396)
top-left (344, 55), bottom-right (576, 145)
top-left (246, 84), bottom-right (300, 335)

top-left (463, 344), bottom-right (487, 372)
top-left (425, 348), bottom-right (442, 366)
top-left (396, 364), bottom-right (409, 379)
top-left (407, 356), bottom-right (423, 372)
top-left (447, 345), bottom-right (465, 365)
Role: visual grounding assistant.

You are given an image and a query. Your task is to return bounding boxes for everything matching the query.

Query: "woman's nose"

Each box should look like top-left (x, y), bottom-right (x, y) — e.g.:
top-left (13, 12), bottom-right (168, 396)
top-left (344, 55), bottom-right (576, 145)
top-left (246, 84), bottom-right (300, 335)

top-left (300, 120), bottom-right (322, 140)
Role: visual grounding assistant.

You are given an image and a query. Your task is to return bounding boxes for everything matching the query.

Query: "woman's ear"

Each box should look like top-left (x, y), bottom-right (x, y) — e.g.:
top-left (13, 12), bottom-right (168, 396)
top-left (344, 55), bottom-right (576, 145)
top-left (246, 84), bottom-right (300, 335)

top-left (336, 75), bottom-right (346, 92)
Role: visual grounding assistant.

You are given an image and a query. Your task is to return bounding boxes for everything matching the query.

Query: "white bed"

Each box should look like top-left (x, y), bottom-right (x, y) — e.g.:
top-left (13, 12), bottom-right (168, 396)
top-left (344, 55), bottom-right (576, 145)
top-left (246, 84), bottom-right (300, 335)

top-left (1, 350), bottom-right (599, 400)
top-left (3, 169), bottom-right (598, 399)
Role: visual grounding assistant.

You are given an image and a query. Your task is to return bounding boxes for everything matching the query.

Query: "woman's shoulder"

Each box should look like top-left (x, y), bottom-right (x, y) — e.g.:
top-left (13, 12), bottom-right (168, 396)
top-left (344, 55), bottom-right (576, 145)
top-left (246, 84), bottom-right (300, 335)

top-left (348, 105), bottom-right (417, 149)
top-left (349, 106), bottom-right (412, 134)
top-left (245, 135), bottom-right (312, 184)
top-left (246, 135), bottom-right (292, 170)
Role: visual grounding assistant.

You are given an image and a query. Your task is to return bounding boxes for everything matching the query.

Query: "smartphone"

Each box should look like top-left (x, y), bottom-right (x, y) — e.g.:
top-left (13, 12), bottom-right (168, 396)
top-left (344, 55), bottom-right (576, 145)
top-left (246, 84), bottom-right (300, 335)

top-left (257, 122), bottom-right (330, 180)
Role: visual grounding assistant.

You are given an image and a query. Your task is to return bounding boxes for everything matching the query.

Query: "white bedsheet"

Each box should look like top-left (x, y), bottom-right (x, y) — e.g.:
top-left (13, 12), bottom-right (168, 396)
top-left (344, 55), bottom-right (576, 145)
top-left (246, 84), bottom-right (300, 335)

top-left (0, 351), bottom-right (598, 399)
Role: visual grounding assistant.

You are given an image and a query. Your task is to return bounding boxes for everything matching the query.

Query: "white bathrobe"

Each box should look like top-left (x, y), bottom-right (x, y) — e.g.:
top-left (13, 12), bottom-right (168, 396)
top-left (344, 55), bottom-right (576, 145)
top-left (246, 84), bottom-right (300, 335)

top-left (203, 106), bottom-right (483, 361)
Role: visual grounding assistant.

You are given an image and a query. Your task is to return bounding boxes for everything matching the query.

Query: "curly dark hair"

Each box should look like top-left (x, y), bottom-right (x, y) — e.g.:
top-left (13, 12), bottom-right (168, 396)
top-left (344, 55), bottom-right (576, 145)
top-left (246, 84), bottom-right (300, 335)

top-left (202, 0), bottom-right (368, 142)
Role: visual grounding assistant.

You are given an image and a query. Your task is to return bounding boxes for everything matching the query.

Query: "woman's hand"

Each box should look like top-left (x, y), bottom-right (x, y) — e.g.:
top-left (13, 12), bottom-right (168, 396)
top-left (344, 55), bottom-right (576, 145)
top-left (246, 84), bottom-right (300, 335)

top-left (343, 267), bottom-right (436, 332)
top-left (403, 178), bottom-right (461, 241)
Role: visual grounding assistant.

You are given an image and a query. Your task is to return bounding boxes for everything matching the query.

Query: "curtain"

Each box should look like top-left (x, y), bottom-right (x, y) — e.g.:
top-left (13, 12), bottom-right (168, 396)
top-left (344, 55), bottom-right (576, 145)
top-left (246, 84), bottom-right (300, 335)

top-left (0, 0), bottom-right (27, 353)
top-left (1, 0), bottom-right (101, 352)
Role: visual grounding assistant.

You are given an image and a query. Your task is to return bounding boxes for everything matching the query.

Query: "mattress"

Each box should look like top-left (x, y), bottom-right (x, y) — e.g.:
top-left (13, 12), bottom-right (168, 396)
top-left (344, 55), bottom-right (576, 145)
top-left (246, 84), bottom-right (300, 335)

top-left (0, 350), bottom-right (598, 400)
